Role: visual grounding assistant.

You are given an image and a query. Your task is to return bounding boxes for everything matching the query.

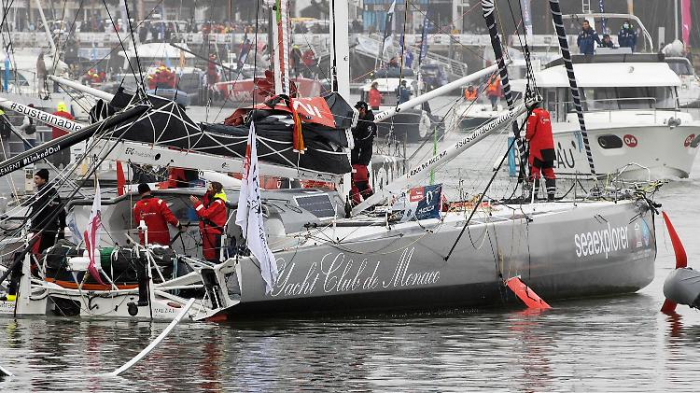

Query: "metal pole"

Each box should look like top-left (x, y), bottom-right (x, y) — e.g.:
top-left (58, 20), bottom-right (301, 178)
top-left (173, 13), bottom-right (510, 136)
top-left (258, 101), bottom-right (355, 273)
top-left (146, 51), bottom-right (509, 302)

top-left (0, 105), bottom-right (147, 177)
top-left (373, 63), bottom-right (502, 123)
top-left (49, 75), bottom-right (115, 101)
top-left (674, 0), bottom-right (679, 40)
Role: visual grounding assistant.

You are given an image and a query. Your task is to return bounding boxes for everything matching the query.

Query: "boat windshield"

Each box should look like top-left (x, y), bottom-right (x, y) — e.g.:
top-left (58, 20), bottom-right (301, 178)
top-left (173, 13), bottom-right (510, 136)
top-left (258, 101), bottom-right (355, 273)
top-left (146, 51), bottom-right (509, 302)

top-left (665, 60), bottom-right (693, 76)
top-left (579, 86), bottom-right (676, 111)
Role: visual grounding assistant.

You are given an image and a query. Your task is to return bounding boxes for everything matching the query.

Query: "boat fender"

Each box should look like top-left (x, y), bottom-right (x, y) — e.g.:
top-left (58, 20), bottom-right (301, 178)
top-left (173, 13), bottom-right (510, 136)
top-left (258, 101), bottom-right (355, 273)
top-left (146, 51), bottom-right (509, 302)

top-left (127, 302), bottom-right (139, 316)
top-left (663, 268), bottom-right (700, 308)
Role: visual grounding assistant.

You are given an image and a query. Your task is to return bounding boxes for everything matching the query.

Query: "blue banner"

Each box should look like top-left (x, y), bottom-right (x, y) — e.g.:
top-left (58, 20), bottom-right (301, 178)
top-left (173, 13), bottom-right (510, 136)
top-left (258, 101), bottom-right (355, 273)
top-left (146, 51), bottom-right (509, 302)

top-left (393, 184), bottom-right (442, 221)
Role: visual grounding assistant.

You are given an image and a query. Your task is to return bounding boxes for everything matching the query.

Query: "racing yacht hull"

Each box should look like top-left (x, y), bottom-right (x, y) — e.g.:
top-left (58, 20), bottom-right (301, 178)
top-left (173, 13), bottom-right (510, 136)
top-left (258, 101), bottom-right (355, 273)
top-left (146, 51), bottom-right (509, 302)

top-left (228, 199), bottom-right (656, 315)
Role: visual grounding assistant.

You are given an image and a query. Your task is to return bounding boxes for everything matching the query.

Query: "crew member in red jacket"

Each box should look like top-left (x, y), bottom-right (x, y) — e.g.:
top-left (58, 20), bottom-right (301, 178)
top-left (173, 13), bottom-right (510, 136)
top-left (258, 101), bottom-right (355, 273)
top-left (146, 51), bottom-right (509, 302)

top-left (190, 182), bottom-right (227, 263)
top-left (133, 183), bottom-right (181, 245)
top-left (525, 100), bottom-right (556, 201)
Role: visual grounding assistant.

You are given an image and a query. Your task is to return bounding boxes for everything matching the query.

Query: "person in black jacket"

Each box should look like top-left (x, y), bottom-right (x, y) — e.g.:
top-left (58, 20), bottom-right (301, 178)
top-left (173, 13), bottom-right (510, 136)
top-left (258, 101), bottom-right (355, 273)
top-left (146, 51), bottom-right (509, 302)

top-left (4, 169), bottom-right (66, 297)
top-left (350, 102), bottom-right (376, 205)
top-left (29, 169), bottom-right (66, 254)
top-left (617, 20), bottom-right (637, 52)
top-left (351, 101), bottom-right (376, 166)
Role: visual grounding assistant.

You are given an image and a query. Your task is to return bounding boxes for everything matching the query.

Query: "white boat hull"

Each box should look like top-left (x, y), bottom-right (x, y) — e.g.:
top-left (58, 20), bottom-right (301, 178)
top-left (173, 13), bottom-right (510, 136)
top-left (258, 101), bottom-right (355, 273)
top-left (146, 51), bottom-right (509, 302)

top-left (550, 112), bottom-right (700, 180)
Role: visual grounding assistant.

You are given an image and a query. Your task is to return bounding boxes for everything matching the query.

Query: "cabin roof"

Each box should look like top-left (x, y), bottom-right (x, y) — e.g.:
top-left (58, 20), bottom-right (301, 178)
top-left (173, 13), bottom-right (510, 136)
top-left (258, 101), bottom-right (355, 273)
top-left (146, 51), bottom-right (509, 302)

top-left (535, 54), bottom-right (680, 88)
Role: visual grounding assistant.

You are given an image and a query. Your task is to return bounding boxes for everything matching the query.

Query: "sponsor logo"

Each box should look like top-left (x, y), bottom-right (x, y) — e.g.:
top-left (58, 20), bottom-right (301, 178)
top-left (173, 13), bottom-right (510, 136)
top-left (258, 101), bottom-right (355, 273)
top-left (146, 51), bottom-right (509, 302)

top-left (574, 223), bottom-right (629, 259)
top-left (684, 134), bottom-right (695, 148)
top-left (153, 307), bottom-right (177, 315)
top-left (623, 134), bottom-right (638, 148)
top-left (271, 247), bottom-right (441, 297)
top-left (9, 102), bottom-right (82, 132)
top-left (124, 147), bottom-right (156, 159)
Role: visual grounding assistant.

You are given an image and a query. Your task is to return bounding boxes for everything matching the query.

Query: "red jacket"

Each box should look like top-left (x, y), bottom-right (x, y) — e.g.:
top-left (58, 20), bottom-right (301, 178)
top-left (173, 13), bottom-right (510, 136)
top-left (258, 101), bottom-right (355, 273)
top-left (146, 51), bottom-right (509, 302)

top-left (486, 76), bottom-right (501, 98)
top-left (51, 111), bottom-right (74, 139)
top-left (368, 88), bottom-right (382, 108)
top-left (194, 192), bottom-right (227, 236)
top-left (133, 195), bottom-right (179, 245)
top-left (526, 108), bottom-right (554, 163)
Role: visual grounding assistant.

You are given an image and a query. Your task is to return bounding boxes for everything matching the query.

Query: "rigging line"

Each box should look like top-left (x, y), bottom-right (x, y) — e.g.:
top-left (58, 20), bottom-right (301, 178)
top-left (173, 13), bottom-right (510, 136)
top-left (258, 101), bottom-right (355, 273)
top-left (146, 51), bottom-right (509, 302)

top-left (0, 0), bottom-right (15, 49)
top-left (406, 1), bottom-right (487, 62)
top-left (14, 107), bottom-right (152, 246)
top-left (73, 0), bottom-right (165, 85)
top-left (0, 0), bottom-right (18, 93)
top-left (252, 0), bottom-right (260, 108)
top-left (0, 104), bottom-right (135, 238)
top-left (330, 0), bottom-right (337, 92)
top-left (507, 0), bottom-right (538, 92)
top-left (444, 110), bottom-right (531, 262)
top-left (101, 0), bottom-right (141, 87)
top-left (388, 0), bottom-right (410, 144)
top-left (123, 0), bottom-right (146, 90)
top-left (204, 0), bottom-right (216, 122)
top-left (47, 0), bottom-right (70, 75)
top-left (51, 0), bottom-right (85, 77)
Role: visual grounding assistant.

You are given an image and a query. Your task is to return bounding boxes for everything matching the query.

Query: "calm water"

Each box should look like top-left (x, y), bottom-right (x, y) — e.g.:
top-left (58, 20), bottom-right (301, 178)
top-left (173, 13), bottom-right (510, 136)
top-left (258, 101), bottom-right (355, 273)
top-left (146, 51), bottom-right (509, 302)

top-left (1, 103), bottom-right (700, 392)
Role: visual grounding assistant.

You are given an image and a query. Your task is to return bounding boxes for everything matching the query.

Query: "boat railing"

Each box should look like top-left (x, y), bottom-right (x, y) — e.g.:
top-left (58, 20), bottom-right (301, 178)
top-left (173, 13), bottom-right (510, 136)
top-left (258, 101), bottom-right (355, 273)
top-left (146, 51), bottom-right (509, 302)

top-left (609, 162), bottom-right (652, 186)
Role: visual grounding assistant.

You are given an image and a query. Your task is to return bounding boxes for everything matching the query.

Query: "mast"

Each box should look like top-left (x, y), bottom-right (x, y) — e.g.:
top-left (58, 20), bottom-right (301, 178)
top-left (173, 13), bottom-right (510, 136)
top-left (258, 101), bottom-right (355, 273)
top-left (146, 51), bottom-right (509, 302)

top-left (327, 0), bottom-right (353, 201)
top-left (548, 0), bottom-right (597, 176)
top-left (329, 0), bottom-right (350, 99)
top-left (481, 0), bottom-right (528, 181)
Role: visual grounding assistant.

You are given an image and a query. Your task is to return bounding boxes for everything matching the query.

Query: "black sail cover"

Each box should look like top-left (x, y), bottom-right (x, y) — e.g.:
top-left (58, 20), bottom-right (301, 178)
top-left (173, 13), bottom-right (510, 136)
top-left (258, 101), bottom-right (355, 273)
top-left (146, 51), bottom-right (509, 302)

top-left (91, 89), bottom-right (354, 174)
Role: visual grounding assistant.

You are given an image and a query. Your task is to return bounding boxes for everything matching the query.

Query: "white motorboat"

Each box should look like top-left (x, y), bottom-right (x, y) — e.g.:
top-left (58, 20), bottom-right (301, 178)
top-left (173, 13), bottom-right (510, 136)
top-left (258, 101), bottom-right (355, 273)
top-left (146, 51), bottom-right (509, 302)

top-left (514, 53), bottom-right (700, 180)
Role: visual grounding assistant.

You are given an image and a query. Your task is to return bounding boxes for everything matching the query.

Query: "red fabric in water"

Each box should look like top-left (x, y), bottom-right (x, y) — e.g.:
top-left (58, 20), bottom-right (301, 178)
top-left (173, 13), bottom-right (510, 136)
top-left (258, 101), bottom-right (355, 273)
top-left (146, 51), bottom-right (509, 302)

top-left (506, 277), bottom-right (551, 310)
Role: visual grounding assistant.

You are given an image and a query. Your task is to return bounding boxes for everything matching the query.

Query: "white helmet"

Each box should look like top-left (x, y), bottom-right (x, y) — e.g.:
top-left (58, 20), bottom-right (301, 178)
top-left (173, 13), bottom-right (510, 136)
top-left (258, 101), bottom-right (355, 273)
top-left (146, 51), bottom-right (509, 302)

top-left (525, 90), bottom-right (542, 110)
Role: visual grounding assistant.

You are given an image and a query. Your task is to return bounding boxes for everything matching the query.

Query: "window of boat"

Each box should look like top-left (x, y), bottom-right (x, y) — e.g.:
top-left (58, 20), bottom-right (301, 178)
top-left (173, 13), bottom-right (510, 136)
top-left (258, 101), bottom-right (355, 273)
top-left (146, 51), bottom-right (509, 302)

top-left (651, 86), bottom-right (677, 109)
top-left (578, 87), bottom-right (675, 111)
top-left (556, 88), bottom-right (567, 122)
top-left (666, 60), bottom-right (692, 75)
top-left (617, 87), bottom-right (654, 109)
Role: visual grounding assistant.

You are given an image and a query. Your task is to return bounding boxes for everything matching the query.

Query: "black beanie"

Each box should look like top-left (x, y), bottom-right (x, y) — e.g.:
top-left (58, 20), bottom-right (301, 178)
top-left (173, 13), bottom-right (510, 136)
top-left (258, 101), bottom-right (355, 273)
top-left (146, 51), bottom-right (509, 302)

top-left (138, 183), bottom-right (151, 195)
top-left (35, 169), bottom-right (49, 181)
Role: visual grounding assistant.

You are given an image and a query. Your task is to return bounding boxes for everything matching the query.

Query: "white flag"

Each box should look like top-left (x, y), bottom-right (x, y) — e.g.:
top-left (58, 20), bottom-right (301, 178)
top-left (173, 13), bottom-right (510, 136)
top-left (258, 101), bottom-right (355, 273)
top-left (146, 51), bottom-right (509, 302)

top-left (236, 121), bottom-right (278, 294)
top-left (83, 182), bottom-right (105, 285)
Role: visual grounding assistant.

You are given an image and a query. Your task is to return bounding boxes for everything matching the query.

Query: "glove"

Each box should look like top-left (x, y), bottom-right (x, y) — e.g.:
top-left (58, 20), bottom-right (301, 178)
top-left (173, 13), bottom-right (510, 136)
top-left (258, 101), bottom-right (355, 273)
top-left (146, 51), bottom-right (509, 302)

top-left (177, 223), bottom-right (183, 232)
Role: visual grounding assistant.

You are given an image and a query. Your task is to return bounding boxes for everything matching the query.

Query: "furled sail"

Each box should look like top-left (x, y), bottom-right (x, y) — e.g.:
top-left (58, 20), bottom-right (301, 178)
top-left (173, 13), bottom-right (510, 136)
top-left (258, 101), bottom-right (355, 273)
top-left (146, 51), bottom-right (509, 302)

top-left (90, 89), bottom-right (355, 175)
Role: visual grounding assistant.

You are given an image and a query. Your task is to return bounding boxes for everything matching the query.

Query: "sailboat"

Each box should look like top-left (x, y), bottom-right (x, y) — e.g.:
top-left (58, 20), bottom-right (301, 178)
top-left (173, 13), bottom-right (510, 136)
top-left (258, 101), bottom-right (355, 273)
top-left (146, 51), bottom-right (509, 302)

top-left (0, 0), bottom-right (662, 321)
